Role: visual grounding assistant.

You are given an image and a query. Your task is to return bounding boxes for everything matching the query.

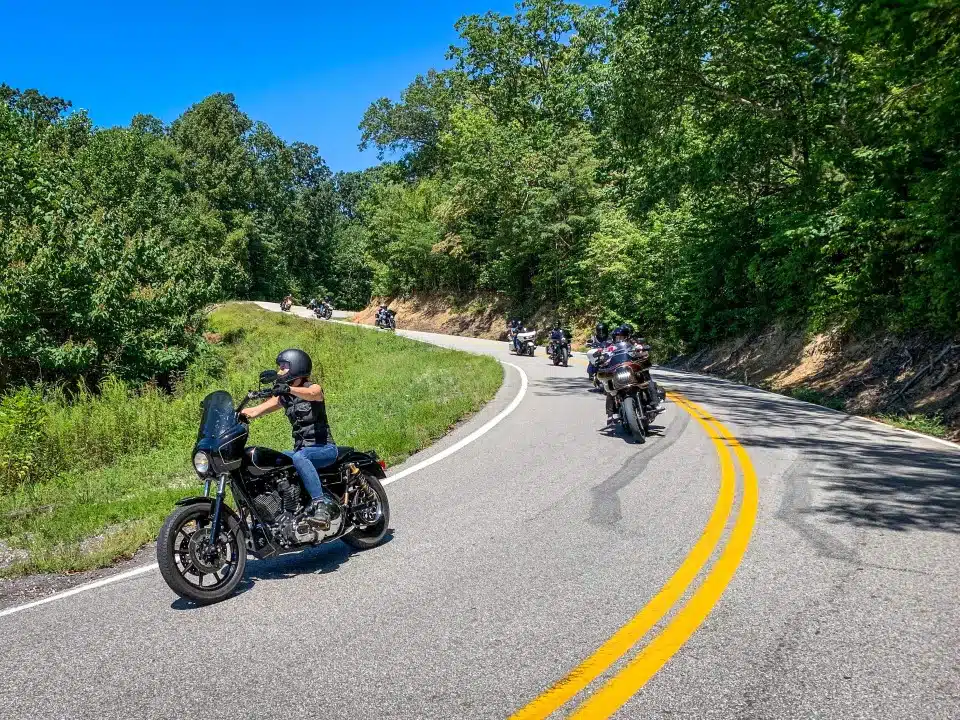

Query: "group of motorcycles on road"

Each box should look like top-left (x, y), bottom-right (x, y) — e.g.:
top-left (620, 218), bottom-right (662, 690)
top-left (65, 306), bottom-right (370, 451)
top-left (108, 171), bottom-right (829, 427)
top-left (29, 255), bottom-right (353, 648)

top-left (279, 294), bottom-right (335, 320)
top-left (507, 319), bottom-right (665, 444)
top-left (155, 303), bottom-right (660, 606)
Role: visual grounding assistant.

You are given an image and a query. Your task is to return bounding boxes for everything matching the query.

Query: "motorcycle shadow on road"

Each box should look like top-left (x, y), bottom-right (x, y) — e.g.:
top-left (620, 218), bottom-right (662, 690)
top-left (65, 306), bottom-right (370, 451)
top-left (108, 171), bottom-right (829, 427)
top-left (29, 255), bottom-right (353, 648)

top-left (169, 530), bottom-right (396, 610)
top-left (531, 376), bottom-right (603, 397)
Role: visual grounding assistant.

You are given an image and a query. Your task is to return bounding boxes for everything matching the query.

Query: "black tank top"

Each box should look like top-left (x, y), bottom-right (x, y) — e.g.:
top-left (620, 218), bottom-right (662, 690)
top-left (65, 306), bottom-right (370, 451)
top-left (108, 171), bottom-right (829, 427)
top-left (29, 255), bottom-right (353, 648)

top-left (279, 382), bottom-right (334, 450)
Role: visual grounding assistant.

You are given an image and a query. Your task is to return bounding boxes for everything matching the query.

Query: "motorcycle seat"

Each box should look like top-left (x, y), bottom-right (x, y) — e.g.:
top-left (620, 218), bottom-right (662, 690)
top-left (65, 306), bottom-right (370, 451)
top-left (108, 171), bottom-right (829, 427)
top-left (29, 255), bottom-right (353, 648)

top-left (336, 446), bottom-right (356, 462)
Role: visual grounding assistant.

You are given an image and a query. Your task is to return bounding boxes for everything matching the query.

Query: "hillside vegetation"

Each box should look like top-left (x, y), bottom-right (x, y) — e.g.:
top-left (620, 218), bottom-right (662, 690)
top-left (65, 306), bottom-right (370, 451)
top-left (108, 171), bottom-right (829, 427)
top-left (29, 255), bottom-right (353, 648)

top-left (0, 304), bottom-right (501, 575)
top-left (350, 0), bottom-right (959, 352)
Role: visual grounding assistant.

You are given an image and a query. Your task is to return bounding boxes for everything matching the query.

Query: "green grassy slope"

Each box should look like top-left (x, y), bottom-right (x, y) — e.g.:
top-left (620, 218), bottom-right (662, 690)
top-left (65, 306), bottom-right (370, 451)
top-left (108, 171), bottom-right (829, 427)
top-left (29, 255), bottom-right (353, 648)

top-left (0, 303), bottom-right (502, 575)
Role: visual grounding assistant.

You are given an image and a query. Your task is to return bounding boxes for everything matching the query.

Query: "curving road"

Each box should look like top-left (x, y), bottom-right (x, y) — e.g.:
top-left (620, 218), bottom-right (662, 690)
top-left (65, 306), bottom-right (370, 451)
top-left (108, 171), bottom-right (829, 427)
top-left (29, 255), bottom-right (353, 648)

top-left (1, 305), bottom-right (957, 719)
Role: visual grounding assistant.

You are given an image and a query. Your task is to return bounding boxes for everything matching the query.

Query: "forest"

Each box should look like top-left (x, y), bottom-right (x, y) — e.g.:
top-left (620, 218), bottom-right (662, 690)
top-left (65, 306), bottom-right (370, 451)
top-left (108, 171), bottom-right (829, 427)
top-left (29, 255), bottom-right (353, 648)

top-left (2, 0), bottom-right (958, 390)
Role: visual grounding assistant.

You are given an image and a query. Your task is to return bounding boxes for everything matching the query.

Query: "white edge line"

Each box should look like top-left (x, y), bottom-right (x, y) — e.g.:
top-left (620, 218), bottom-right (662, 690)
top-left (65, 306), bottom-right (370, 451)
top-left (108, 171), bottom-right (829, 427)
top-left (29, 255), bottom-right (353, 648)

top-left (385, 361), bottom-right (527, 485)
top-left (0, 563), bottom-right (159, 618)
top-left (656, 366), bottom-right (960, 452)
top-left (0, 362), bottom-right (528, 620)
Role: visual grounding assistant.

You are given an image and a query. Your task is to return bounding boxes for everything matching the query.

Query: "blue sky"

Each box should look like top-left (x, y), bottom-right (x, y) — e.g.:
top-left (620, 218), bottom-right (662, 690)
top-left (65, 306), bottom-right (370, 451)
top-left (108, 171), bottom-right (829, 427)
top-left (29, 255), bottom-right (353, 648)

top-left (0, 1), bottom-right (541, 171)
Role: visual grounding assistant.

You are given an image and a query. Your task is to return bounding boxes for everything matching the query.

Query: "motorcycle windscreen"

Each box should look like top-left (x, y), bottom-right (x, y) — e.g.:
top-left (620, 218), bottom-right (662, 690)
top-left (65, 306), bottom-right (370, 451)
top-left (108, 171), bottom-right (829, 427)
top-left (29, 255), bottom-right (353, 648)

top-left (198, 390), bottom-right (237, 440)
top-left (603, 341), bottom-right (637, 368)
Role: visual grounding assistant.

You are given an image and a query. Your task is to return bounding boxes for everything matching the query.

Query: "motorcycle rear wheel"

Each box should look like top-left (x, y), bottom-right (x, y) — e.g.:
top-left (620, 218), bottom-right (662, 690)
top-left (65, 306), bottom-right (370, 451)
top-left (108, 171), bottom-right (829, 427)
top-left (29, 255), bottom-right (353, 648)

top-left (621, 396), bottom-right (646, 444)
top-left (342, 475), bottom-right (391, 550)
top-left (157, 504), bottom-right (246, 605)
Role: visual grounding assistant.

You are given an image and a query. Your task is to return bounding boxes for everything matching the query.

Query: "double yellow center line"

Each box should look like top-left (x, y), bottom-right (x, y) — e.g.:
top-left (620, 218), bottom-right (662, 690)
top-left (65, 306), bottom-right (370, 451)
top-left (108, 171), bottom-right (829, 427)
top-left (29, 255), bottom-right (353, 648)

top-left (510, 391), bottom-right (759, 719)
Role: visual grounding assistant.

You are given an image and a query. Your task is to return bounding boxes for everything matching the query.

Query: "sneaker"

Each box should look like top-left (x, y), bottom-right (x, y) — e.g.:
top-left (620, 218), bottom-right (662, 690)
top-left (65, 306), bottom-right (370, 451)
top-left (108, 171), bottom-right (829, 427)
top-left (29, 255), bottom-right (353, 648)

top-left (306, 500), bottom-right (331, 532)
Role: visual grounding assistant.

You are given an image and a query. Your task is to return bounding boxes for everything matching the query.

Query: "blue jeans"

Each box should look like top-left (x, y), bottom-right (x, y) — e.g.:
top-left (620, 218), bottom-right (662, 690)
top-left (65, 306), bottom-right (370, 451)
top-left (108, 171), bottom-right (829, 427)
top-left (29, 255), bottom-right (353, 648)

top-left (283, 444), bottom-right (338, 501)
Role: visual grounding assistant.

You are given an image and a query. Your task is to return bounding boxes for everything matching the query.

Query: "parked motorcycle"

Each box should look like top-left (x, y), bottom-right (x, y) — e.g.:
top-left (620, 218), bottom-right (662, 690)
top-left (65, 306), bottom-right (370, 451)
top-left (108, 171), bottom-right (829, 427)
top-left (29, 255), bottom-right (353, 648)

top-left (595, 340), bottom-right (663, 443)
top-left (546, 329), bottom-right (572, 367)
top-left (156, 371), bottom-right (390, 605)
top-left (375, 307), bottom-right (396, 330)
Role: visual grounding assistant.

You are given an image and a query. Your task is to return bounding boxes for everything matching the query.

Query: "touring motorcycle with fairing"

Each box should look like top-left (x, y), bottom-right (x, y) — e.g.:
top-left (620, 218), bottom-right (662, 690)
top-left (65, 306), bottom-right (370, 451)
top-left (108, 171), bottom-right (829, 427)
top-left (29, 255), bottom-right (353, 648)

top-left (156, 371), bottom-right (390, 605)
top-left (595, 340), bottom-right (663, 443)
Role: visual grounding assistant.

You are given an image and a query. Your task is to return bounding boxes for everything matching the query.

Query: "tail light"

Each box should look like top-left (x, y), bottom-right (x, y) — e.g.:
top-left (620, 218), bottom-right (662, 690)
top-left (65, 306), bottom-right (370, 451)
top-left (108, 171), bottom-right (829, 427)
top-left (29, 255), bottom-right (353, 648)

top-left (377, 460), bottom-right (387, 471)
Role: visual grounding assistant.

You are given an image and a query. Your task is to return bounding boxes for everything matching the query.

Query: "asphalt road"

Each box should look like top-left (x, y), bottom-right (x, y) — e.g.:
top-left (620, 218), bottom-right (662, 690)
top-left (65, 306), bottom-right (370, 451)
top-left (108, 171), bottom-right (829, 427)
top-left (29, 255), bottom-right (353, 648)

top-left (1, 306), bottom-right (957, 719)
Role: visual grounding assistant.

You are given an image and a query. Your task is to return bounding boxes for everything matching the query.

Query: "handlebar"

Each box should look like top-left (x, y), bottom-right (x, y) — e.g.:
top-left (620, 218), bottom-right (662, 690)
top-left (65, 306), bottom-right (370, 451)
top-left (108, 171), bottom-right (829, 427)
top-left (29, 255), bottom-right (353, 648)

top-left (235, 388), bottom-right (274, 422)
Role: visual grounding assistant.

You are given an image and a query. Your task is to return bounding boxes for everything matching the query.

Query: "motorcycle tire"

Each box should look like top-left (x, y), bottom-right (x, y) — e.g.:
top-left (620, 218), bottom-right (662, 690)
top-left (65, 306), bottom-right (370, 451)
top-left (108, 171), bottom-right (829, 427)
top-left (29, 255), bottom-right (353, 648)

top-left (622, 396), bottom-right (646, 444)
top-left (562, 348), bottom-right (569, 367)
top-left (157, 504), bottom-right (246, 605)
top-left (342, 475), bottom-right (391, 550)
top-left (552, 352), bottom-right (560, 366)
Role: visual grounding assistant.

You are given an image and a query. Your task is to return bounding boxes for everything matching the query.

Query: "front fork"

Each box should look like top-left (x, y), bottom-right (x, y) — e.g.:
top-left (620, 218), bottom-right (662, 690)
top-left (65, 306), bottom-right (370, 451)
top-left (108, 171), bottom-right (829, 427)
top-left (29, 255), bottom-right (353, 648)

top-left (208, 474), bottom-right (228, 546)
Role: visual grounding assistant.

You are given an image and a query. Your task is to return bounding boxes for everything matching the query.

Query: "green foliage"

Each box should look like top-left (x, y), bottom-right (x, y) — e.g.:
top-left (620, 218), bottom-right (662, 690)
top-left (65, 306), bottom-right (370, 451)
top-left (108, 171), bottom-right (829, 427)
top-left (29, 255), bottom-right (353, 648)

top-left (875, 412), bottom-right (949, 439)
top-left (353, 0), bottom-right (960, 347)
top-left (0, 304), bottom-right (501, 575)
top-left (784, 386), bottom-right (846, 412)
top-left (0, 87), bottom-right (369, 388)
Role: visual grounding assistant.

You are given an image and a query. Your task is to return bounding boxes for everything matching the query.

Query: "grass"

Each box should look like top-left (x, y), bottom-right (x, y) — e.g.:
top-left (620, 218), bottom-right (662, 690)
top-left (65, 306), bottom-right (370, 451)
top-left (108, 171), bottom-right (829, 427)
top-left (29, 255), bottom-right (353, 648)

top-left (782, 386), bottom-right (846, 411)
top-left (874, 412), bottom-right (949, 439)
top-left (0, 303), bottom-right (502, 576)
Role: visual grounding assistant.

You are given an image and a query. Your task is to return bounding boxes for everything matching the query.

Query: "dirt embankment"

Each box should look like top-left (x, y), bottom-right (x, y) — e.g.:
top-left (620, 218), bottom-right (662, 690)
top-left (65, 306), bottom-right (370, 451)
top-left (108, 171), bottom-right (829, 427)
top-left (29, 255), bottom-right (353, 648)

top-left (351, 293), bottom-right (596, 344)
top-left (668, 326), bottom-right (960, 441)
top-left (352, 294), bottom-right (516, 340)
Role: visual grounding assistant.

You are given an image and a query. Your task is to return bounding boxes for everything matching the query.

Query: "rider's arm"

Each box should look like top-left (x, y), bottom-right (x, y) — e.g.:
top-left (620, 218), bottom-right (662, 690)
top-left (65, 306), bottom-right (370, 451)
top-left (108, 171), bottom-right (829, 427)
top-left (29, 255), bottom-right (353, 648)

top-left (289, 383), bottom-right (324, 402)
top-left (241, 396), bottom-right (281, 420)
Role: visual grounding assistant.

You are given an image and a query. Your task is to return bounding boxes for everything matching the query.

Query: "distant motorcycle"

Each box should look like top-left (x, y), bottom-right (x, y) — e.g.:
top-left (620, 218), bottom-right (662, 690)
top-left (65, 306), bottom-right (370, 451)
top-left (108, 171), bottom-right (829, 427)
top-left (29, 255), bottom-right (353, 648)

top-left (156, 371), bottom-right (390, 605)
top-left (512, 328), bottom-right (537, 356)
top-left (595, 340), bottom-right (663, 443)
top-left (280, 297), bottom-right (293, 312)
top-left (585, 341), bottom-right (604, 389)
top-left (375, 307), bottom-right (396, 330)
top-left (312, 300), bottom-right (333, 320)
top-left (546, 329), bottom-right (572, 367)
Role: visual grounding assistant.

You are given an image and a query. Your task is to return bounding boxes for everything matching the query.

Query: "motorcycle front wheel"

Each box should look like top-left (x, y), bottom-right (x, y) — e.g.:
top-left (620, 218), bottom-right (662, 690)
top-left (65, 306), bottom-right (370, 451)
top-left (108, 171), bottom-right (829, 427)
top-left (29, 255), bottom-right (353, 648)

top-left (562, 348), bottom-right (569, 367)
top-left (621, 395), bottom-right (646, 444)
top-left (157, 504), bottom-right (246, 605)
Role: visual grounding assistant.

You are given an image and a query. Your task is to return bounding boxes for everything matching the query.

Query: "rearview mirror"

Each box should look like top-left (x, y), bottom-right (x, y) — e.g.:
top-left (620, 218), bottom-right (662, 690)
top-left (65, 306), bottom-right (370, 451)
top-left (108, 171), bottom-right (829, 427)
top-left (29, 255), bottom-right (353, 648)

top-left (259, 369), bottom-right (278, 384)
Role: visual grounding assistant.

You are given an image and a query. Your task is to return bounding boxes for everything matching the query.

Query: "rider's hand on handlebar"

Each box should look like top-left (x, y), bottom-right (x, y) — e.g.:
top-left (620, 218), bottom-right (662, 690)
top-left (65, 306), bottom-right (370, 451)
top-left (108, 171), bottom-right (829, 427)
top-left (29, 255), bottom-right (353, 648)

top-left (271, 383), bottom-right (291, 397)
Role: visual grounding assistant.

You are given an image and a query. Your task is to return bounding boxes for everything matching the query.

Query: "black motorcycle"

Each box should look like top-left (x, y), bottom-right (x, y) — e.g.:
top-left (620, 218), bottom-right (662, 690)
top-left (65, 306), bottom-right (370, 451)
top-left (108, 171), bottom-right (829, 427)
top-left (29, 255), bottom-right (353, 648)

top-left (156, 371), bottom-right (390, 605)
top-left (595, 340), bottom-right (663, 443)
top-left (310, 299), bottom-right (333, 320)
top-left (375, 308), bottom-right (396, 330)
top-left (546, 330), bottom-right (572, 367)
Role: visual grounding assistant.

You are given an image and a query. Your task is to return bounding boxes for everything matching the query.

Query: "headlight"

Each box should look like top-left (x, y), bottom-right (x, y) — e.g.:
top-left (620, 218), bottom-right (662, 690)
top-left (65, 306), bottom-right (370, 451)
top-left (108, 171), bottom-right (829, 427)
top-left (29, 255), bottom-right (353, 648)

top-left (614, 367), bottom-right (634, 388)
top-left (193, 452), bottom-right (210, 475)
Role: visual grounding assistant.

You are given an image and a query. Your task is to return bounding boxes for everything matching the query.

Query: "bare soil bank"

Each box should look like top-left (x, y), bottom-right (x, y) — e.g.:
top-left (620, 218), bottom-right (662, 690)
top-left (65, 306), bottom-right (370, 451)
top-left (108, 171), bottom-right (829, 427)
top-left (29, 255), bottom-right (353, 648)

top-left (351, 294), bottom-right (514, 340)
top-left (667, 326), bottom-right (959, 441)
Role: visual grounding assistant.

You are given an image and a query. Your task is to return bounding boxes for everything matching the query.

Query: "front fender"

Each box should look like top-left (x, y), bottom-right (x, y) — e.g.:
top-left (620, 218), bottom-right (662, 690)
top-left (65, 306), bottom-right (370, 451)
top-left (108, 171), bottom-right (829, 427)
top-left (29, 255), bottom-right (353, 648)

top-left (174, 496), bottom-right (243, 527)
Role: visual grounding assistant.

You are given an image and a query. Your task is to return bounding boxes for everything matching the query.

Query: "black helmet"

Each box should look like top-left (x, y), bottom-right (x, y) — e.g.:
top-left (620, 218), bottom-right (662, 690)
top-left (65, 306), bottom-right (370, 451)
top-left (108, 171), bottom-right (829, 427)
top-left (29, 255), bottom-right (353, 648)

top-left (622, 323), bottom-right (634, 338)
top-left (276, 348), bottom-right (312, 382)
top-left (596, 322), bottom-right (608, 339)
top-left (613, 324), bottom-right (631, 340)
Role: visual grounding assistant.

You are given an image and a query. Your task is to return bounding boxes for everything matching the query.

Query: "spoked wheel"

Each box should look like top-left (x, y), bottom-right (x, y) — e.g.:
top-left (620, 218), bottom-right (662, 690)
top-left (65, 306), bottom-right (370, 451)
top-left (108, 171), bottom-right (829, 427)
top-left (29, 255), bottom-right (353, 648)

top-left (157, 504), bottom-right (246, 605)
top-left (343, 475), bottom-right (390, 550)
top-left (621, 396), bottom-right (646, 444)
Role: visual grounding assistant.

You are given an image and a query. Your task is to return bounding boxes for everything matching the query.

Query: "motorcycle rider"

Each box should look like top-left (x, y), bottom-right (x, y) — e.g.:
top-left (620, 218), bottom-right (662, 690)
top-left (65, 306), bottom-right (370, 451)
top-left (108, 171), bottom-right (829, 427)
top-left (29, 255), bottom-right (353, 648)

top-left (605, 324), bottom-right (662, 420)
top-left (508, 318), bottom-right (524, 353)
top-left (588, 321), bottom-right (610, 381)
top-left (239, 348), bottom-right (338, 530)
top-left (281, 294), bottom-right (294, 311)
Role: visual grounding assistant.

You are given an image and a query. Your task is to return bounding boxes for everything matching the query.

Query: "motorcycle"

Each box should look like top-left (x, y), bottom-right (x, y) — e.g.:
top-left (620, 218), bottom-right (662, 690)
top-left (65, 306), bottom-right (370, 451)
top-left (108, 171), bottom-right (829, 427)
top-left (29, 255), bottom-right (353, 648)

top-left (513, 329), bottom-right (537, 356)
top-left (312, 300), bottom-right (333, 320)
top-left (595, 340), bottom-right (663, 443)
top-left (546, 330), bottom-right (572, 367)
top-left (585, 341), bottom-right (604, 389)
top-left (280, 297), bottom-right (293, 312)
top-left (375, 308), bottom-right (396, 330)
top-left (156, 371), bottom-right (390, 605)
